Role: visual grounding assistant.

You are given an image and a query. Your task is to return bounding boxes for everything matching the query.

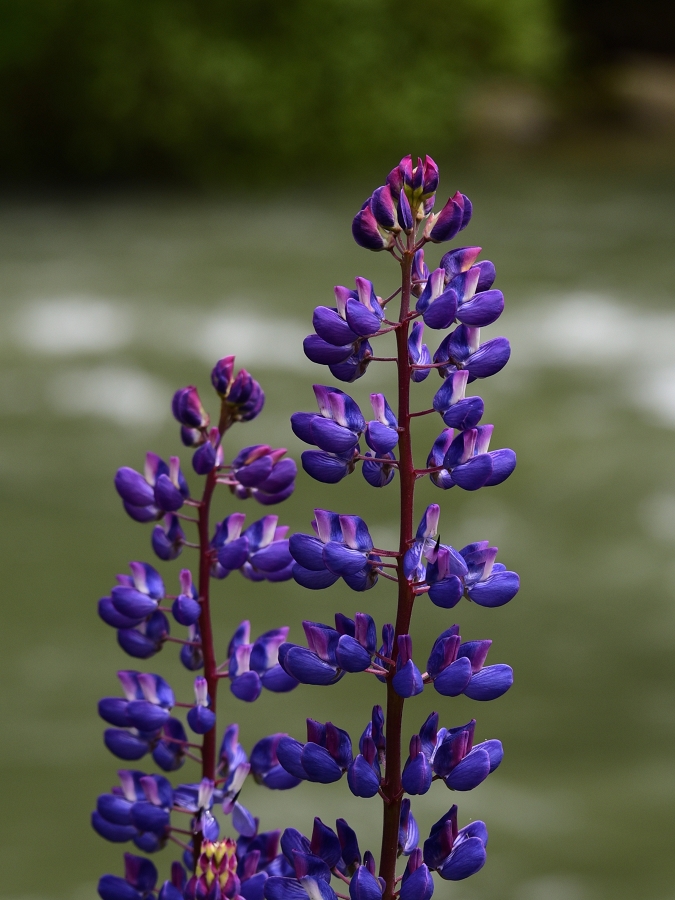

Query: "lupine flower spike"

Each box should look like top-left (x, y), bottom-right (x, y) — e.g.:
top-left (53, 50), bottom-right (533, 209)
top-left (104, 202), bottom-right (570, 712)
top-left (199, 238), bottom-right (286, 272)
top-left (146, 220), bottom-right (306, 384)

top-left (94, 156), bottom-right (522, 900)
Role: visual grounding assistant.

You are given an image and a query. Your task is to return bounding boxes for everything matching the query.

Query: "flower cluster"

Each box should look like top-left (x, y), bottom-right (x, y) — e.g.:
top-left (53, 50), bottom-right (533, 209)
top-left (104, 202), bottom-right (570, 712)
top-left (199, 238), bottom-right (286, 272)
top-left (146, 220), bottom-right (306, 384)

top-left (274, 153), bottom-right (521, 895)
top-left (94, 154), bottom-right (524, 900)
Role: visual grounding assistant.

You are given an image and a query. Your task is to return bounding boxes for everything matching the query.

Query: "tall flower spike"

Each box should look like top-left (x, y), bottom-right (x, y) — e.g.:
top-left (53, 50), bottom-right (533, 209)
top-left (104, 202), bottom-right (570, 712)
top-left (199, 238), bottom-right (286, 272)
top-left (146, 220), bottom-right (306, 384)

top-left (95, 159), bottom-right (521, 900)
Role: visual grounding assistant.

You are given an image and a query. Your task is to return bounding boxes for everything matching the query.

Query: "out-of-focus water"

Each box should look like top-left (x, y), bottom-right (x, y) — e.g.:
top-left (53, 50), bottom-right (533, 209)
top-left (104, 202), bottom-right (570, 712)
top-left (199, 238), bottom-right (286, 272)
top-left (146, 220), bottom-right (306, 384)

top-left (2, 158), bottom-right (675, 900)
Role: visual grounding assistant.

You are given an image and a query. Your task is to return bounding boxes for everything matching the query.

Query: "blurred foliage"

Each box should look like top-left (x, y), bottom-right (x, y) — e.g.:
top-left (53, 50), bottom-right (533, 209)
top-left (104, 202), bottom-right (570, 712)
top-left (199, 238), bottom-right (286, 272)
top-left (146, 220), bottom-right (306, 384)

top-left (0, 0), bottom-right (562, 183)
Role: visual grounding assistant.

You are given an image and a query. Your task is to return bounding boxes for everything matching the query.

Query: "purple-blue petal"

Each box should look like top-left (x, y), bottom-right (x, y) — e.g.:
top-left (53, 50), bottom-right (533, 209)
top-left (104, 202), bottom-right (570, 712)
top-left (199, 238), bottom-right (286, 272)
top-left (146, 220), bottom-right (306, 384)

top-left (304, 335), bottom-right (354, 365)
top-left (115, 468), bottom-right (154, 507)
top-left (464, 665), bottom-right (513, 700)
top-left (335, 634), bottom-right (371, 672)
top-left (230, 671), bottom-right (263, 702)
top-left (302, 450), bottom-right (351, 484)
top-left (451, 455), bottom-right (493, 491)
top-left (323, 542), bottom-right (367, 577)
top-left (98, 875), bottom-right (143, 900)
top-left (276, 738), bottom-right (307, 781)
top-left (92, 810), bottom-right (136, 843)
top-left (345, 299), bottom-right (381, 337)
top-left (402, 753), bottom-right (433, 796)
top-left (301, 743), bottom-right (344, 783)
top-left (456, 290), bottom-right (504, 328)
top-left (433, 657), bottom-right (473, 697)
top-left (484, 449), bottom-right (516, 486)
top-left (437, 836), bottom-right (486, 880)
top-left (466, 337), bottom-right (511, 380)
top-left (347, 756), bottom-right (381, 798)
top-left (392, 660), bottom-right (424, 698)
top-left (313, 307), bottom-right (360, 346)
top-left (293, 565), bottom-right (340, 590)
top-left (104, 729), bottom-right (149, 761)
top-left (467, 572), bottom-right (519, 607)
top-left (428, 576), bottom-right (463, 609)
top-left (444, 748), bottom-right (491, 791)
top-left (281, 646), bottom-right (342, 685)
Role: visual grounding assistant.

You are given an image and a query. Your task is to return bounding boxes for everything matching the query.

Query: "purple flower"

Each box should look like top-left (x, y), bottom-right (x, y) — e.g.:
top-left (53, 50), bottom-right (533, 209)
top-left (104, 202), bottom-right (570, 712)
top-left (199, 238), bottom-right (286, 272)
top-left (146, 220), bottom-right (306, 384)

top-left (293, 386), bottom-right (364, 484)
top-left (458, 542), bottom-right (520, 609)
top-left (423, 806), bottom-right (488, 880)
top-left (250, 733), bottom-right (303, 790)
top-left (213, 358), bottom-right (265, 422)
top-left (426, 626), bottom-right (513, 700)
top-left (352, 200), bottom-right (395, 251)
top-left (187, 676), bottom-right (216, 734)
top-left (151, 514), bottom-right (185, 562)
top-left (425, 191), bottom-right (472, 243)
top-left (399, 798), bottom-right (420, 855)
top-left (305, 282), bottom-right (382, 382)
top-left (279, 612), bottom-right (378, 686)
top-left (408, 322), bottom-right (432, 382)
top-left (400, 851), bottom-right (434, 900)
top-left (410, 713), bottom-right (503, 792)
top-left (227, 621), bottom-right (299, 701)
top-left (211, 355), bottom-right (236, 395)
top-left (432, 370), bottom-right (484, 431)
top-left (192, 426), bottom-right (224, 475)
top-left (277, 718), bottom-right (353, 784)
top-left (290, 510), bottom-right (380, 592)
top-left (392, 635), bottom-right (424, 698)
top-left (93, 771), bottom-right (173, 852)
top-left (416, 268), bottom-right (458, 330)
top-left (98, 853), bottom-right (158, 900)
top-left (171, 569), bottom-right (201, 626)
top-left (427, 425), bottom-right (516, 491)
top-left (172, 386), bottom-right (210, 430)
top-left (412, 249), bottom-right (430, 298)
top-left (114, 453), bottom-right (189, 520)
top-left (109, 562), bottom-right (164, 622)
top-left (231, 445), bottom-right (297, 505)
top-left (365, 393), bottom-right (398, 455)
top-left (213, 515), bottom-right (294, 583)
top-left (389, 155), bottom-right (439, 217)
top-left (446, 266), bottom-right (504, 328)
top-left (347, 706), bottom-right (385, 799)
top-left (433, 325), bottom-right (511, 382)
top-left (99, 669), bottom-right (174, 733)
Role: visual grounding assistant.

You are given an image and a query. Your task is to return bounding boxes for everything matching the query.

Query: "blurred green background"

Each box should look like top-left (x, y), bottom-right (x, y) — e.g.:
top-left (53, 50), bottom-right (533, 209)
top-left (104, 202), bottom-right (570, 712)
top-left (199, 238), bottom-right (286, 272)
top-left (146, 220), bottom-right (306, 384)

top-left (2, 2), bottom-right (675, 900)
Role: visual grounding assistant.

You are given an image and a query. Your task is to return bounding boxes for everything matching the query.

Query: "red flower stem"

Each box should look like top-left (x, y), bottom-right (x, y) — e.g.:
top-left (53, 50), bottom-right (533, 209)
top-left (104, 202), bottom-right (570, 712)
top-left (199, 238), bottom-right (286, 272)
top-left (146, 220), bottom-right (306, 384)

top-left (379, 229), bottom-right (417, 900)
top-left (409, 408), bottom-right (435, 418)
top-left (191, 405), bottom-right (234, 866)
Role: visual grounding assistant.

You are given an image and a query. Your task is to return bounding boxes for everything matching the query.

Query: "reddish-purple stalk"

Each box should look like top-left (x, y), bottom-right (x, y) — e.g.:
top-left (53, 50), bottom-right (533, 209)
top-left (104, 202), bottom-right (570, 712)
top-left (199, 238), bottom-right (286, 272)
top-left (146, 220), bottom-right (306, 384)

top-left (191, 405), bottom-right (233, 866)
top-left (379, 229), bottom-right (417, 900)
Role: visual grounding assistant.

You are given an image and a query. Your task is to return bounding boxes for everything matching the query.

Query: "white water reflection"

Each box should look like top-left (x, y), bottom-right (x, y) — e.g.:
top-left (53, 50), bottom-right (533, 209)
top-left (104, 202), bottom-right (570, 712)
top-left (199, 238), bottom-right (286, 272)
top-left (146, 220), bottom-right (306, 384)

top-left (7, 292), bottom-right (675, 429)
top-left (13, 297), bottom-right (133, 354)
top-left (49, 366), bottom-right (169, 426)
